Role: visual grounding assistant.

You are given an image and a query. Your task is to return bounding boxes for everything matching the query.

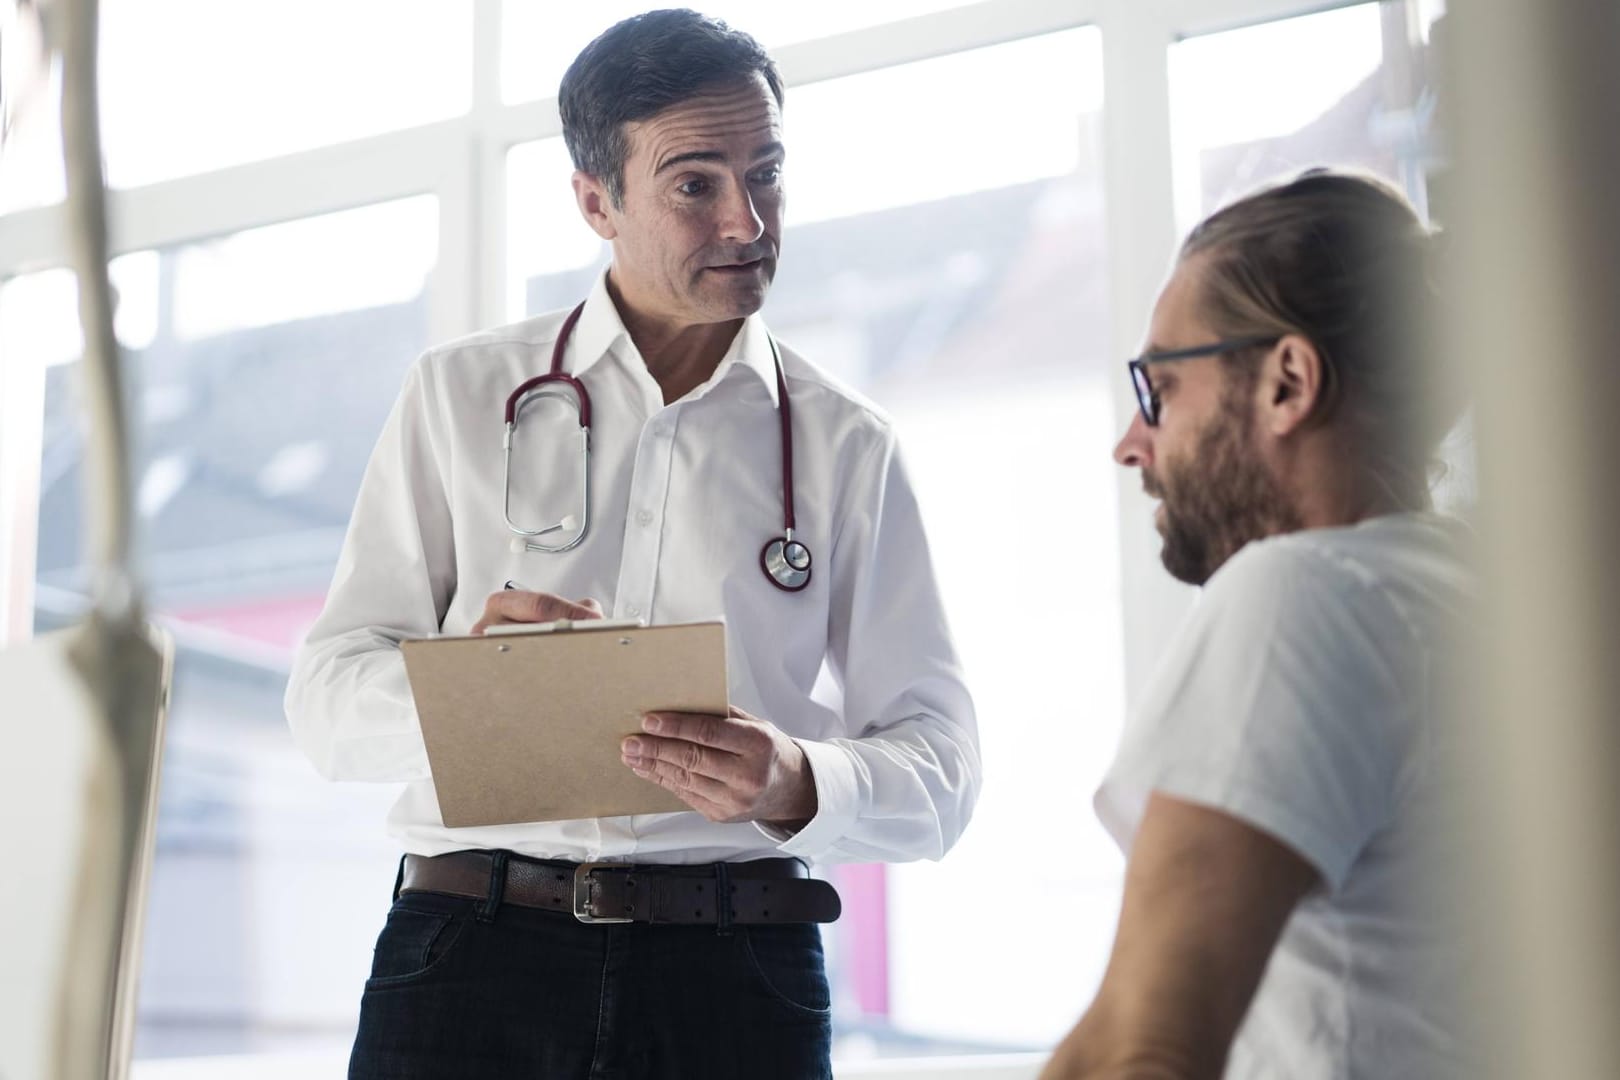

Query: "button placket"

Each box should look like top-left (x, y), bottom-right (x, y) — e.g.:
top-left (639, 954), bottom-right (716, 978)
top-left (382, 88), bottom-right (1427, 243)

top-left (613, 408), bottom-right (678, 624)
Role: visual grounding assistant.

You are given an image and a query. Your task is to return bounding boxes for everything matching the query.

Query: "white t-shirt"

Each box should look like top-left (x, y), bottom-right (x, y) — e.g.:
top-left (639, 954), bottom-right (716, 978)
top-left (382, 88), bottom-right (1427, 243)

top-left (1096, 513), bottom-right (1477, 1079)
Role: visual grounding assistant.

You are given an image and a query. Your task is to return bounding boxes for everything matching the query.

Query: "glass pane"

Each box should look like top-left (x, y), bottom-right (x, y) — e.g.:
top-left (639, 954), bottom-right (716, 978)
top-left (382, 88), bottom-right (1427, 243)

top-left (0, 268), bottom-right (77, 366)
top-left (509, 27), bottom-right (1119, 1060)
top-left (98, 0), bottom-right (471, 189)
top-left (1170, 1), bottom-right (1442, 228)
top-left (501, 0), bottom-right (982, 104)
top-left (1170, 2), bottom-right (1470, 515)
top-left (24, 197), bottom-right (437, 1059)
top-left (0, 253), bottom-right (172, 374)
top-left (506, 137), bottom-right (609, 320)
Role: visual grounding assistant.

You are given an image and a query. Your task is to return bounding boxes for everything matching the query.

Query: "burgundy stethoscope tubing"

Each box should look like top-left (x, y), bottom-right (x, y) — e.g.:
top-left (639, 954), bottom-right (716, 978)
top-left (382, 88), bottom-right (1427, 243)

top-left (504, 302), bottom-right (812, 592)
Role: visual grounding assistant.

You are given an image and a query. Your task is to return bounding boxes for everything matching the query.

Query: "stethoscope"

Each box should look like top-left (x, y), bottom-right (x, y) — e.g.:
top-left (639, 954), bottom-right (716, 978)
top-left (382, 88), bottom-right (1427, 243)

top-left (503, 302), bottom-right (813, 593)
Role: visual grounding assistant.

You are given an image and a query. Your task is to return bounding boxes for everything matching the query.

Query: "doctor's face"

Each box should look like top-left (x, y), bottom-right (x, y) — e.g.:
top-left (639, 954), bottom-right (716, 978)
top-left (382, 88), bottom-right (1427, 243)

top-left (579, 74), bottom-right (785, 329)
top-left (1113, 257), bottom-right (1298, 585)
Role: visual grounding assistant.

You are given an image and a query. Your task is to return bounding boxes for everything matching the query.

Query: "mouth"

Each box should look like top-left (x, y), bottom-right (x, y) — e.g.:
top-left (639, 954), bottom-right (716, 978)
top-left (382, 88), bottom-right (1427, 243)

top-left (705, 258), bottom-right (766, 276)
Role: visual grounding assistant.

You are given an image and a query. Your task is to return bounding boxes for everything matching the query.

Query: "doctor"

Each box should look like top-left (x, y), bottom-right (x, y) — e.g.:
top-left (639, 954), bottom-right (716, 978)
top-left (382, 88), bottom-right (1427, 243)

top-left (285, 9), bottom-right (979, 1079)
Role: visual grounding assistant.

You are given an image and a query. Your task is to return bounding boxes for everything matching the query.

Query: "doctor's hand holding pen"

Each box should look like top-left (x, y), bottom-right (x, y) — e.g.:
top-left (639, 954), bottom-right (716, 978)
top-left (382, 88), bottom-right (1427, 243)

top-left (468, 587), bottom-right (604, 635)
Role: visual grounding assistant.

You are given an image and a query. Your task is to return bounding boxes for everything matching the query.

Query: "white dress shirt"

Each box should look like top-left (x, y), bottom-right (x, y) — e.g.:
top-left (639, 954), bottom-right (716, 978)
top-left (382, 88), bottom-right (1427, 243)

top-left (285, 271), bottom-right (980, 865)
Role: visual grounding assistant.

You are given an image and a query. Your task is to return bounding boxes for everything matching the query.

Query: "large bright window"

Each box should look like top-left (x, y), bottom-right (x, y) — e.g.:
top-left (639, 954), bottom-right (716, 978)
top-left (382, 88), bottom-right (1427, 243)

top-left (100, 0), bottom-right (471, 189)
top-left (0, 2), bottom-right (1449, 1075)
top-left (1170, 2), bottom-right (1439, 228)
top-left (783, 29), bottom-right (1120, 1055)
top-left (2, 1), bottom-right (472, 212)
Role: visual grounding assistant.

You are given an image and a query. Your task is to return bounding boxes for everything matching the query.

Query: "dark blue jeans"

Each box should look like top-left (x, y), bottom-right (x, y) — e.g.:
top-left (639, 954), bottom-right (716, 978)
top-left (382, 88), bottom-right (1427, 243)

top-left (348, 885), bottom-right (833, 1079)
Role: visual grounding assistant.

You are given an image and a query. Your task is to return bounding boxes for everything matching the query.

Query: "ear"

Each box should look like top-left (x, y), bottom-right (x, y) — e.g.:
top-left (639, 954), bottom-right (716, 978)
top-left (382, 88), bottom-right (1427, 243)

top-left (572, 170), bottom-right (618, 241)
top-left (1258, 333), bottom-right (1324, 437)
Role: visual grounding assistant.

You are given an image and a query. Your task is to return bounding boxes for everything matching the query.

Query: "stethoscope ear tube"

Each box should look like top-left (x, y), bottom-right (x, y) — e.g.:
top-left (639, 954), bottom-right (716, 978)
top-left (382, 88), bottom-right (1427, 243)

top-left (503, 422), bottom-right (590, 553)
top-left (502, 302), bottom-right (593, 553)
top-left (507, 302), bottom-right (812, 590)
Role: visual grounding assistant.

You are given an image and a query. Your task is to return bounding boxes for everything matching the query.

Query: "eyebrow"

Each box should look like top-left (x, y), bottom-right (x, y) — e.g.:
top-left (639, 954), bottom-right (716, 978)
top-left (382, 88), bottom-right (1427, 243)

top-left (653, 141), bottom-right (786, 177)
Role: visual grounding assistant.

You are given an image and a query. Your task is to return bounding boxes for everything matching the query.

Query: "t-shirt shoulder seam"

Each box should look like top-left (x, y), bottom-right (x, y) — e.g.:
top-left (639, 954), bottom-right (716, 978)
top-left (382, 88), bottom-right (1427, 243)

top-left (1231, 532), bottom-right (1426, 648)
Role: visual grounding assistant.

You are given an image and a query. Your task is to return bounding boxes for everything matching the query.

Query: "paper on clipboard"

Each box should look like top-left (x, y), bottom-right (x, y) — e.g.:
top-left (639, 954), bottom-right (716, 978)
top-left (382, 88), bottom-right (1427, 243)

top-left (400, 618), bottom-right (727, 827)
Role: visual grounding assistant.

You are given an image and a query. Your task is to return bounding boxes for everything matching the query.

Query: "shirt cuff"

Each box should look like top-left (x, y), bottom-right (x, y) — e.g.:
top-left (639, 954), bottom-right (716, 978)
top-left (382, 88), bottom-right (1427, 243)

top-left (753, 737), bottom-right (861, 859)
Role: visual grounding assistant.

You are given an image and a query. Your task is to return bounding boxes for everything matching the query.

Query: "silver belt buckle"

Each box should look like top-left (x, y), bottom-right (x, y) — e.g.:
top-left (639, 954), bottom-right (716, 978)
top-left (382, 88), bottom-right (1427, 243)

top-left (572, 862), bottom-right (634, 924)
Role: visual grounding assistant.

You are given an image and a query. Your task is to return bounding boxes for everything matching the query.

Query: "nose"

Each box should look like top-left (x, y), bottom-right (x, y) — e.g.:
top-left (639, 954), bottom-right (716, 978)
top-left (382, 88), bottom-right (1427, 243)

top-left (1114, 410), bottom-right (1153, 469)
top-left (718, 178), bottom-right (764, 244)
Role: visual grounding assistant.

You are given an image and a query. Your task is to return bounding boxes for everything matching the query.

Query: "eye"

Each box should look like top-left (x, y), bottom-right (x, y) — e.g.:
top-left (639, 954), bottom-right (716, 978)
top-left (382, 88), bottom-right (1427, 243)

top-left (1150, 377), bottom-right (1173, 414)
top-left (751, 165), bottom-right (782, 186)
top-left (676, 178), bottom-right (709, 198)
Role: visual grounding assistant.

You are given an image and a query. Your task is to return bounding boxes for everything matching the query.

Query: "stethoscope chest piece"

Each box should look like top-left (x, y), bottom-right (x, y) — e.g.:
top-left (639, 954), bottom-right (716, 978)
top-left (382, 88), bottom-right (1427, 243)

top-left (761, 534), bottom-right (812, 592)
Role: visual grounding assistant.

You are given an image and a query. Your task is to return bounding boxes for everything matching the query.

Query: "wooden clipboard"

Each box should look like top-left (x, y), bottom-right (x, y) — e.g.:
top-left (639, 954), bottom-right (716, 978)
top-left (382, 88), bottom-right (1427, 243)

top-left (400, 619), bottom-right (727, 827)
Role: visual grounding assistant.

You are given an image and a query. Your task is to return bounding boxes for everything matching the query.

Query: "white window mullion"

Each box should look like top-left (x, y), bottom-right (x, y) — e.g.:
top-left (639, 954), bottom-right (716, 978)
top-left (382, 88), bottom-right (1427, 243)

top-left (1, 126), bottom-right (460, 281)
top-left (0, 206), bottom-right (67, 280)
top-left (774, 0), bottom-right (1102, 88)
top-left (1162, 0), bottom-right (1370, 39)
top-left (427, 139), bottom-right (482, 345)
top-left (1098, 0), bottom-right (1196, 706)
top-left (471, 0), bottom-right (511, 335)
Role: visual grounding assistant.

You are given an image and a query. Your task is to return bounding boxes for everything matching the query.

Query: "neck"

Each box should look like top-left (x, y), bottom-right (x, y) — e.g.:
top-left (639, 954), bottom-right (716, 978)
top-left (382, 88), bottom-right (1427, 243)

top-left (606, 269), bottom-right (742, 405)
top-left (1283, 429), bottom-right (1424, 530)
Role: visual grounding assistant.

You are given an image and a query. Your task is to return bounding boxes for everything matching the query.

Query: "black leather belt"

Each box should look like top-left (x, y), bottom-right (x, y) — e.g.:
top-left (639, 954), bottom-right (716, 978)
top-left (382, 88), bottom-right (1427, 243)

top-left (400, 850), bottom-right (841, 926)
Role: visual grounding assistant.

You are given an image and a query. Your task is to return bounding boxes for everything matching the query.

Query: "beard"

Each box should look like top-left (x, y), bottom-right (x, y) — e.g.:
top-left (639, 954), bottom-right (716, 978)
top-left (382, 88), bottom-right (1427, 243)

top-left (1145, 390), bottom-right (1302, 586)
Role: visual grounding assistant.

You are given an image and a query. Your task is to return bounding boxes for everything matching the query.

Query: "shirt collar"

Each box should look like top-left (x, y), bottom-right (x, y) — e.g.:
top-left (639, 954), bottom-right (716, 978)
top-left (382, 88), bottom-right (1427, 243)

top-left (562, 268), bottom-right (780, 407)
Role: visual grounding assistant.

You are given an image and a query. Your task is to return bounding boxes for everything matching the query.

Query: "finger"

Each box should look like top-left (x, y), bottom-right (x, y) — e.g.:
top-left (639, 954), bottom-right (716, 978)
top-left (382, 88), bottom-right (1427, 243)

top-left (577, 597), bottom-right (604, 616)
top-left (629, 760), bottom-right (738, 822)
top-left (621, 734), bottom-right (739, 783)
top-left (625, 754), bottom-right (734, 805)
top-left (642, 710), bottom-right (758, 753)
top-left (471, 590), bottom-right (603, 634)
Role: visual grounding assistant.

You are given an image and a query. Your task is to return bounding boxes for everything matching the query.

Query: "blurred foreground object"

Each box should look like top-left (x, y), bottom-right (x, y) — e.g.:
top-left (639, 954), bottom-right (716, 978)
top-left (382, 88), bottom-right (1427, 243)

top-left (1445, 1), bottom-right (1620, 1076)
top-left (0, 1), bottom-right (173, 1079)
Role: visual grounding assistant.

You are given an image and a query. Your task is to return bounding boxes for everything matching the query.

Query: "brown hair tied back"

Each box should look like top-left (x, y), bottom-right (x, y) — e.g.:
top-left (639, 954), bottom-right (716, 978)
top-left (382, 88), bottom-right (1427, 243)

top-left (1181, 168), bottom-right (1461, 507)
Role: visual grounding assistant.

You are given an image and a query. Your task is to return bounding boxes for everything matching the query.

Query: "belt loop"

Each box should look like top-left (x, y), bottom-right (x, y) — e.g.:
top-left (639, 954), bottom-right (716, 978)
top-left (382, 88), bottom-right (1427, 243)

top-left (477, 850), bottom-right (510, 924)
top-left (391, 854), bottom-right (406, 902)
top-left (714, 862), bottom-right (734, 937)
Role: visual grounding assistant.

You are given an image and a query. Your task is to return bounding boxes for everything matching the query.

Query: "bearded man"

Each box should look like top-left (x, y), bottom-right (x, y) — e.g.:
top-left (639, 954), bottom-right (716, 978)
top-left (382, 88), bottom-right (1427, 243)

top-left (1042, 170), bottom-right (1477, 1080)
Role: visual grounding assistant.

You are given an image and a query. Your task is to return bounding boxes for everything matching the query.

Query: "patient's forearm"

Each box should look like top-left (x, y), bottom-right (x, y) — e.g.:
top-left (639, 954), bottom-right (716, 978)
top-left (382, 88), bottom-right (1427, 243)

top-left (1040, 967), bottom-right (1228, 1080)
top-left (1040, 795), bottom-right (1319, 1080)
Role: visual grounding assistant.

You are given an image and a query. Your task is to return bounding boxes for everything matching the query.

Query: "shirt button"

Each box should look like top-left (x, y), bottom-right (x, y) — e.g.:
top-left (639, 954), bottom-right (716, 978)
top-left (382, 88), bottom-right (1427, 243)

top-left (627, 604), bottom-right (642, 617)
top-left (636, 510), bottom-right (653, 526)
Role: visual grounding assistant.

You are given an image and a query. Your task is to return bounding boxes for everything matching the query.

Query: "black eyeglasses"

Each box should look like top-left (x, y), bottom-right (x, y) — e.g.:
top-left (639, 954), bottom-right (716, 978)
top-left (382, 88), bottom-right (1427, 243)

top-left (1126, 336), bottom-right (1280, 427)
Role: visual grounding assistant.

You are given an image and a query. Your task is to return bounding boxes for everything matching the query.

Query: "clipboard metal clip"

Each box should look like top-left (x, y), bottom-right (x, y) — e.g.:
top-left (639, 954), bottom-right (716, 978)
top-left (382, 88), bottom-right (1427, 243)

top-left (573, 863), bottom-right (636, 923)
top-left (483, 617), bottom-right (646, 637)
